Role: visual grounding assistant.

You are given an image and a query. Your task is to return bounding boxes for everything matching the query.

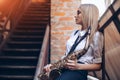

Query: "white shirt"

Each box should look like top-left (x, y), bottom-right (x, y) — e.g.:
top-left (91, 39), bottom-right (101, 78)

top-left (64, 30), bottom-right (104, 64)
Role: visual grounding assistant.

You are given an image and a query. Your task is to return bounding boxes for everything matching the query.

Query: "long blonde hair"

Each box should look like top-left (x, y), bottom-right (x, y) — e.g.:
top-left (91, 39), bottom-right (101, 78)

top-left (79, 4), bottom-right (99, 41)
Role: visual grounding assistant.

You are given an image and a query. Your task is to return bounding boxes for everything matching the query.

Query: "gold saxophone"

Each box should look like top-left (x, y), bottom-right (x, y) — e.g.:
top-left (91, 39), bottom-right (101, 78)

top-left (38, 28), bottom-right (91, 80)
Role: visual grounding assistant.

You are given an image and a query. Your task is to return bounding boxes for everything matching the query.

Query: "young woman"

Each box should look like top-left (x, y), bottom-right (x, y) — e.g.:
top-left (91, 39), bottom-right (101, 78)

top-left (44, 4), bottom-right (104, 80)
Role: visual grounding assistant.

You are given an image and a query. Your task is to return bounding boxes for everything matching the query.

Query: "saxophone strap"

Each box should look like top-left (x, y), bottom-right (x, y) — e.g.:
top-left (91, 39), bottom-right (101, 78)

top-left (68, 26), bottom-right (91, 55)
top-left (77, 27), bottom-right (91, 59)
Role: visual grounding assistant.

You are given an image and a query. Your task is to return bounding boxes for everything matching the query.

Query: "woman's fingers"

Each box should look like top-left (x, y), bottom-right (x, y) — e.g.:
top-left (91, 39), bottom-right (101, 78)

top-left (65, 60), bottom-right (78, 70)
top-left (67, 60), bottom-right (75, 63)
top-left (43, 64), bottom-right (52, 72)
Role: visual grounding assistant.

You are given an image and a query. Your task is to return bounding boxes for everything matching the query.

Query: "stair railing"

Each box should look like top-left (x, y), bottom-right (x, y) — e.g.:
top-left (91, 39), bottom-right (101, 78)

top-left (0, 0), bottom-right (32, 53)
top-left (34, 24), bottom-right (50, 80)
top-left (0, 0), bottom-right (19, 53)
top-left (11, 0), bottom-right (32, 27)
top-left (0, 0), bottom-right (18, 44)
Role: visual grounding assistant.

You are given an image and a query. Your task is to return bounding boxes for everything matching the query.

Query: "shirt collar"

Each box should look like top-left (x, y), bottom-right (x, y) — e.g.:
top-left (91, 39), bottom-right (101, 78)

top-left (79, 29), bottom-right (87, 37)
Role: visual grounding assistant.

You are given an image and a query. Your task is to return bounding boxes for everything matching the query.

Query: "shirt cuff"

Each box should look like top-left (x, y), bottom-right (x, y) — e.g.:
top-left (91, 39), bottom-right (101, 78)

top-left (93, 58), bottom-right (102, 63)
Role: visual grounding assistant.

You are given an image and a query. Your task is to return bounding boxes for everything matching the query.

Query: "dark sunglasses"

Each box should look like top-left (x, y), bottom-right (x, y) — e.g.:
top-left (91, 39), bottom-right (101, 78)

top-left (77, 10), bottom-right (81, 15)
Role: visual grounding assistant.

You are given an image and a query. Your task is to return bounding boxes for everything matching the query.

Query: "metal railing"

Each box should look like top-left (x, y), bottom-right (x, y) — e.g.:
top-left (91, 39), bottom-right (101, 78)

top-left (0, 0), bottom-right (32, 52)
top-left (34, 24), bottom-right (50, 80)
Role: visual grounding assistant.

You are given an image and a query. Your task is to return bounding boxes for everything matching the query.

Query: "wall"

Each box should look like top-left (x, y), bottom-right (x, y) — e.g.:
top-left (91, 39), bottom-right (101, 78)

top-left (99, 0), bottom-right (120, 79)
top-left (51, 0), bottom-right (120, 80)
top-left (51, 0), bottom-right (81, 62)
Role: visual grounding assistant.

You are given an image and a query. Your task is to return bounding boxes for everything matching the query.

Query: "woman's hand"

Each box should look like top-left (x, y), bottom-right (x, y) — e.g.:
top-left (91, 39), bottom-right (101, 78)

top-left (43, 64), bottom-right (53, 72)
top-left (65, 60), bottom-right (101, 70)
top-left (65, 60), bottom-right (80, 70)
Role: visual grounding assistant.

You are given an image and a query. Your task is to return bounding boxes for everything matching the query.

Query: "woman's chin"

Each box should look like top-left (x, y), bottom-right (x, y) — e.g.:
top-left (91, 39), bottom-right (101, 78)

top-left (76, 22), bottom-right (80, 25)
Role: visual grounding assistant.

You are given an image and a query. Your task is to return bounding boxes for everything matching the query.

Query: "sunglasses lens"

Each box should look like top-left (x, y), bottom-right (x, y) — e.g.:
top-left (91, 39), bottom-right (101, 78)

top-left (77, 10), bottom-right (81, 15)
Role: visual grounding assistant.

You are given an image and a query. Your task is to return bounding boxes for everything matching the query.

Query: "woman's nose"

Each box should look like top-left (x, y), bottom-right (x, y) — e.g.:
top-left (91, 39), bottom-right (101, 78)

top-left (74, 16), bottom-right (77, 18)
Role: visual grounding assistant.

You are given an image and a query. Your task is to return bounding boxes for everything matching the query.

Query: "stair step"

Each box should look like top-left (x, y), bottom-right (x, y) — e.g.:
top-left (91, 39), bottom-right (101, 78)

top-left (21, 18), bottom-right (49, 22)
top-left (18, 23), bottom-right (47, 26)
top-left (19, 21), bottom-right (48, 25)
top-left (24, 13), bottom-right (49, 16)
top-left (0, 75), bottom-right (33, 80)
top-left (0, 65), bottom-right (36, 69)
top-left (7, 41), bottom-right (42, 44)
top-left (21, 17), bottom-right (49, 21)
top-left (13, 30), bottom-right (45, 34)
top-left (2, 48), bottom-right (40, 56)
top-left (24, 11), bottom-right (49, 14)
top-left (28, 5), bottom-right (50, 10)
top-left (13, 29), bottom-right (44, 33)
top-left (0, 56), bottom-right (38, 66)
top-left (13, 30), bottom-right (45, 36)
top-left (25, 10), bottom-right (50, 14)
top-left (17, 24), bottom-right (46, 27)
top-left (30, 2), bottom-right (50, 6)
top-left (27, 5), bottom-right (50, 10)
top-left (16, 26), bottom-right (46, 30)
top-left (10, 35), bottom-right (43, 41)
top-left (23, 14), bottom-right (49, 17)
top-left (20, 20), bottom-right (49, 24)
top-left (6, 41), bottom-right (42, 49)
top-left (29, 3), bottom-right (50, 7)
top-left (3, 48), bottom-right (40, 51)
top-left (3, 48), bottom-right (40, 53)
top-left (27, 7), bottom-right (50, 11)
top-left (0, 56), bottom-right (38, 59)
top-left (12, 33), bottom-right (44, 36)
top-left (11, 35), bottom-right (43, 38)
top-left (0, 67), bottom-right (35, 75)
top-left (27, 6), bottom-right (50, 11)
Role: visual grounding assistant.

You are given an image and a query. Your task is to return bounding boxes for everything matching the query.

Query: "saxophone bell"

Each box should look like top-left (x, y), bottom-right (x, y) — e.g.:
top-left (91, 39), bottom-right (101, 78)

top-left (38, 73), bottom-right (49, 80)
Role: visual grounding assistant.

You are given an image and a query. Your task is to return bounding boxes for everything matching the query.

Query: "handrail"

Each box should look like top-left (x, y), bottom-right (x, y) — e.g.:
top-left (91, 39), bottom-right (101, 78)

top-left (0, 0), bottom-right (18, 39)
top-left (2, 0), bottom-right (17, 30)
top-left (0, 0), bottom-right (32, 53)
top-left (0, 0), bottom-right (18, 52)
top-left (34, 24), bottom-right (50, 80)
top-left (0, 0), bottom-right (32, 35)
top-left (0, 0), bottom-right (32, 33)
top-left (11, 0), bottom-right (32, 27)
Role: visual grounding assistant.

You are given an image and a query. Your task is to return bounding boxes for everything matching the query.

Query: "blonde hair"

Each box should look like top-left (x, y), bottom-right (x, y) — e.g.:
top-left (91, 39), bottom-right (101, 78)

top-left (79, 4), bottom-right (99, 41)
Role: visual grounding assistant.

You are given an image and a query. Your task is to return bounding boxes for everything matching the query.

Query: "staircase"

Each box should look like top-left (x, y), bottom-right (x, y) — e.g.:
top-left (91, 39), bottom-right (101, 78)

top-left (0, 2), bottom-right (50, 80)
top-left (0, 12), bottom-right (5, 43)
